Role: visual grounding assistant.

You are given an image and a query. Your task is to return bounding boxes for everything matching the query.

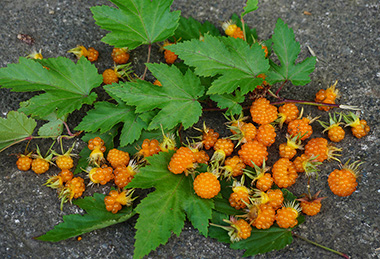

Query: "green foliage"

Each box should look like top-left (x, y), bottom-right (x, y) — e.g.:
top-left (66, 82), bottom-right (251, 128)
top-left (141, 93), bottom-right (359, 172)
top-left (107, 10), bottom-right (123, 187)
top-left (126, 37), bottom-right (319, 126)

top-left (242, 0), bottom-right (259, 18)
top-left (35, 193), bottom-right (135, 242)
top-left (0, 111), bottom-right (36, 151)
top-left (209, 91), bottom-right (245, 115)
top-left (36, 113), bottom-right (67, 138)
top-left (127, 151), bottom-right (214, 259)
top-left (267, 18), bottom-right (316, 85)
top-left (167, 34), bottom-right (269, 96)
top-left (174, 16), bottom-right (221, 41)
top-left (105, 63), bottom-right (204, 131)
top-left (0, 57), bottom-right (101, 119)
top-left (91, 0), bottom-right (180, 49)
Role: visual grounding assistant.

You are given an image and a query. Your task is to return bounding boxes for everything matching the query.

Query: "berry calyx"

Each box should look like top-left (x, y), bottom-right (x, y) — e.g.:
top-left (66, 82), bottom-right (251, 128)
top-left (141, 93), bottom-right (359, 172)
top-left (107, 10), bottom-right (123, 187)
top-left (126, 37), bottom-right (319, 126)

top-left (67, 45), bottom-right (88, 59)
top-left (318, 113), bottom-right (345, 142)
top-left (342, 112), bottom-right (370, 138)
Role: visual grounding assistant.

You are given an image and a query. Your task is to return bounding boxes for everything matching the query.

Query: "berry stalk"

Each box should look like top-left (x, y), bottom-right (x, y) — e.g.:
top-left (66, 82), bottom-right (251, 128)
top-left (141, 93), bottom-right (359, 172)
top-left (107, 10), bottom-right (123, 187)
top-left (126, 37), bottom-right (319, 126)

top-left (141, 44), bottom-right (152, 81)
top-left (292, 232), bottom-right (349, 259)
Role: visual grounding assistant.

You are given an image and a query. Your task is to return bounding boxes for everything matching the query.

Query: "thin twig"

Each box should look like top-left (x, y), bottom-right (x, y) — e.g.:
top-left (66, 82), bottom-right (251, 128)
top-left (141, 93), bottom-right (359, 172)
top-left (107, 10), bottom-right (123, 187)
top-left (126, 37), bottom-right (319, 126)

top-left (142, 44), bottom-right (152, 81)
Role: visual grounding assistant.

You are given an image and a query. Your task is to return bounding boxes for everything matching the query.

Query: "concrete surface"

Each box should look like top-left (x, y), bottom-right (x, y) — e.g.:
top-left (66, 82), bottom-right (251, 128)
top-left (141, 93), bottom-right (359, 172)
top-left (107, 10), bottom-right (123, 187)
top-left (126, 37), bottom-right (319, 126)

top-left (1, 0), bottom-right (379, 258)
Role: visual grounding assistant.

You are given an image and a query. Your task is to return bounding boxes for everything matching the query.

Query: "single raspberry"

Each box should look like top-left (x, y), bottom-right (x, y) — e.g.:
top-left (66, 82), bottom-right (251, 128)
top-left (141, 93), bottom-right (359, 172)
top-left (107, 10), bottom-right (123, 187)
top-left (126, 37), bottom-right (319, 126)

top-left (44, 169), bottom-right (74, 190)
top-left (229, 122), bottom-right (257, 146)
top-left (277, 103), bottom-right (299, 127)
top-left (238, 140), bottom-right (268, 167)
top-left (111, 47), bottom-right (129, 64)
top-left (168, 147), bottom-right (195, 175)
top-left (279, 134), bottom-right (303, 160)
top-left (138, 139), bottom-right (161, 158)
top-left (107, 148), bottom-right (130, 168)
top-left (266, 189), bottom-right (284, 210)
top-left (31, 158), bottom-right (50, 174)
top-left (55, 155), bottom-right (74, 170)
top-left (245, 160), bottom-right (272, 192)
top-left (223, 155), bottom-right (246, 178)
top-left (87, 47), bottom-right (99, 62)
top-left (275, 201), bottom-right (301, 228)
top-left (304, 137), bottom-right (341, 163)
top-left (342, 112), bottom-right (370, 139)
top-left (102, 68), bottom-right (119, 85)
top-left (328, 160), bottom-right (362, 197)
top-left (315, 80), bottom-right (339, 111)
top-left (196, 123), bottom-right (219, 150)
top-left (232, 27), bottom-right (244, 39)
top-left (250, 98), bottom-right (278, 125)
top-left (59, 177), bottom-right (85, 209)
top-left (297, 190), bottom-right (326, 216)
top-left (212, 138), bottom-right (234, 163)
top-left (16, 154), bottom-right (32, 171)
top-left (272, 158), bottom-right (298, 188)
top-left (193, 172), bottom-right (220, 199)
top-left (253, 203), bottom-right (276, 229)
top-left (229, 182), bottom-right (251, 210)
top-left (114, 161), bottom-right (138, 188)
top-left (222, 21), bottom-right (238, 37)
top-left (88, 166), bottom-right (114, 185)
top-left (318, 112), bottom-right (345, 142)
top-left (88, 137), bottom-right (105, 151)
top-left (255, 124), bottom-right (276, 147)
top-left (58, 169), bottom-right (74, 183)
top-left (104, 189), bottom-right (136, 214)
top-left (287, 115), bottom-right (317, 141)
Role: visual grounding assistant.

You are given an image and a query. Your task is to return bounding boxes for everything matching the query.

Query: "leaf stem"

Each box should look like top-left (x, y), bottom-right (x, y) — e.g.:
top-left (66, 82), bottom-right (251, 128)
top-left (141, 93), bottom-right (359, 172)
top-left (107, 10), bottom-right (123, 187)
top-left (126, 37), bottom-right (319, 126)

top-left (292, 232), bottom-right (349, 259)
top-left (142, 44), bottom-right (152, 81)
top-left (275, 80), bottom-right (288, 96)
top-left (241, 17), bottom-right (247, 42)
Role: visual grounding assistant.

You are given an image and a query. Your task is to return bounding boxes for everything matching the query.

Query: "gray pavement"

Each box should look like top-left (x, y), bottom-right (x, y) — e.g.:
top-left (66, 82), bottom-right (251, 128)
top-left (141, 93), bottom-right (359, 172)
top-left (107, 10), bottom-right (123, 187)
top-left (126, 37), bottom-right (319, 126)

top-left (1, 0), bottom-right (379, 258)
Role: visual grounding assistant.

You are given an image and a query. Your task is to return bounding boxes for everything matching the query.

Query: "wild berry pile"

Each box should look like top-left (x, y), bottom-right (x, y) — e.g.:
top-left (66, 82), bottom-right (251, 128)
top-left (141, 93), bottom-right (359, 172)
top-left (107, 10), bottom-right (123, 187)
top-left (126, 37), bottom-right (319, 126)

top-left (0, 0), bottom-right (370, 258)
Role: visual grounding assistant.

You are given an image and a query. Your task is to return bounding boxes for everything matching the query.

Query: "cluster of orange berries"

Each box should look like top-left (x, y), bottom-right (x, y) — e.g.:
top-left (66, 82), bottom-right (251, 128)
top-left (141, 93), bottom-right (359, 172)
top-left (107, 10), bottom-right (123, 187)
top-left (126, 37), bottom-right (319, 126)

top-left (163, 81), bottom-right (369, 242)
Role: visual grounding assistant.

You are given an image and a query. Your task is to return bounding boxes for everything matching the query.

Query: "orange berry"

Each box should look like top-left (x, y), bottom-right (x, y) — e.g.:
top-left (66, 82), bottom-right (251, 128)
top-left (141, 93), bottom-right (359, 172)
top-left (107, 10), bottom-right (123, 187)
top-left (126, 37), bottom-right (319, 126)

top-left (275, 201), bottom-right (301, 228)
top-left (192, 150), bottom-right (210, 164)
top-left (328, 160), bottom-right (362, 197)
top-left (266, 189), bottom-right (284, 210)
top-left (253, 203), bottom-right (276, 229)
top-left (58, 169), bottom-right (74, 183)
top-left (300, 200), bottom-right (322, 216)
top-left (107, 148), bottom-right (130, 168)
top-left (202, 127), bottom-right (219, 150)
top-left (287, 117), bottom-right (314, 141)
top-left (16, 155), bottom-right (32, 171)
top-left (89, 166), bottom-right (114, 185)
top-left (31, 158), bottom-right (50, 174)
top-left (111, 47), bottom-right (129, 64)
top-left (277, 103), bottom-right (299, 126)
top-left (114, 162), bottom-right (138, 189)
top-left (238, 140), bottom-right (268, 167)
top-left (255, 124), bottom-right (276, 147)
top-left (153, 79), bottom-right (162, 86)
top-left (193, 172), bottom-right (220, 199)
top-left (138, 139), bottom-right (161, 158)
top-left (56, 155), bottom-right (74, 170)
top-left (213, 138), bottom-right (234, 157)
top-left (223, 156), bottom-right (246, 178)
top-left (168, 147), bottom-right (195, 175)
top-left (250, 98), bottom-right (278, 125)
top-left (87, 47), bottom-right (99, 62)
top-left (255, 173), bottom-right (273, 192)
top-left (304, 137), bottom-right (341, 163)
top-left (229, 183), bottom-right (250, 210)
top-left (102, 68), bottom-right (119, 85)
top-left (272, 158), bottom-right (298, 188)
top-left (104, 189), bottom-right (135, 214)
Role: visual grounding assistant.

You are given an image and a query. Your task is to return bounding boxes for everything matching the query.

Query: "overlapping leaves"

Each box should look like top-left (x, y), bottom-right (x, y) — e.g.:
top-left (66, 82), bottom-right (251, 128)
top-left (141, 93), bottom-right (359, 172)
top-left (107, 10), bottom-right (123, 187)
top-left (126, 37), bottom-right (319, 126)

top-left (105, 63), bottom-right (204, 131)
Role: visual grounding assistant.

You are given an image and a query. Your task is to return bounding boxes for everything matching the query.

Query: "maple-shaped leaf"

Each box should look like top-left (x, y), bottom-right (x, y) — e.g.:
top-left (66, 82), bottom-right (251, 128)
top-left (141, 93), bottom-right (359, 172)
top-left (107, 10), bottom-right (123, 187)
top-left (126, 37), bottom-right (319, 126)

top-left (35, 193), bottom-right (135, 242)
top-left (0, 57), bottom-right (101, 118)
top-left (209, 91), bottom-right (245, 116)
top-left (174, 16), bottom-right (221, 41)
top-left (91, 0), bottom-right (180, 49)
top-left (127, 151), bottom-right (214, 259)
top-left (105, 63), bottom-right (204, 131)
top-left (0, 111), bottom-right (37, 152)
top-left (75, 101), bottom-right (153, 146)
top-left (166, 34), bottom-right (269, 95)
top-left (266, 18), bottom-right (316, 86)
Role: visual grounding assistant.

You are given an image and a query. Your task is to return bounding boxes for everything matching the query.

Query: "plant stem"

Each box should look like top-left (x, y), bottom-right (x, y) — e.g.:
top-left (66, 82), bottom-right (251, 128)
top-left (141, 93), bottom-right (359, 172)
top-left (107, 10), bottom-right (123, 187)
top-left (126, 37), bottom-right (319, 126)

top-left (275, 80), bottom-right (288, 96)
top-left (241, 16), bottom-right (247, 42)
top-left (292, 232), bottom-right (349, 259)
top-left (142, 44), bottom-right (152, 81)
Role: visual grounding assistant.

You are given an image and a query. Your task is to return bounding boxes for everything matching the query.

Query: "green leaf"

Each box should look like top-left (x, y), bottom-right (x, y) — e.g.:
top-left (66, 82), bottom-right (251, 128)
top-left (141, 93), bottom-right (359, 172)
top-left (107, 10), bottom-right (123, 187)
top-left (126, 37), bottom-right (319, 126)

top-left (0, 111), bottom-right (37, 152)
top-left (0, 57), bottom-right (101, 118)
top-left (37, 114), bottom-right (66, 138)
top-left (209, 91), bottom-right (245, 115)
top-left (242, 0), bottom-right (259, 18)
top-left (230, 227), bottom-right (293, 256)
top-left (128, 151), bottom-right (214, 259)
top-left (35, 193), bottom-right (135, 242)
top-left (267, 18), bottom-right (316, 85)
top-left (105, 63), bottom-right (204, 130)
top-left (174, 16), bottom-right (220, 41)
top-left (91, 0), bottom-right (180, 49)
top-left (167, 34), bottom-right (269, 95)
